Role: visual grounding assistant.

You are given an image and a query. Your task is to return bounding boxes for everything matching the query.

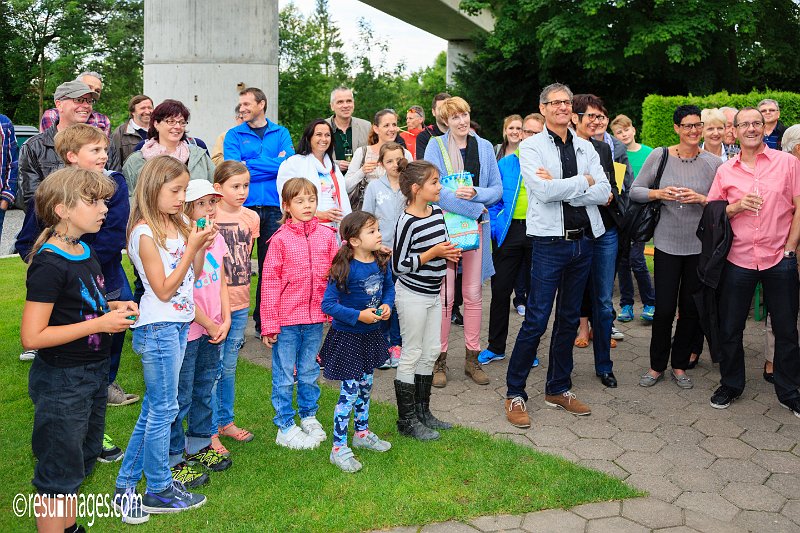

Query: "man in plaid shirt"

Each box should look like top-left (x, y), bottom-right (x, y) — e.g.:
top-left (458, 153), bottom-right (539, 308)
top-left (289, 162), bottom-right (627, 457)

top-left (39, 71), bottom-right (111, 137)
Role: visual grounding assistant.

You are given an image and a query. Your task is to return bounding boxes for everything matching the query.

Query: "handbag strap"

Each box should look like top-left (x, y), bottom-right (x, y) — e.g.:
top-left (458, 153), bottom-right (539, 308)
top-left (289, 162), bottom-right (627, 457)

top-left (330, 167), bottom-right (342, 206)
top-left (435, 136), bottom-right (454, 175)
top-left (653, 146), bottom-right (669, 189)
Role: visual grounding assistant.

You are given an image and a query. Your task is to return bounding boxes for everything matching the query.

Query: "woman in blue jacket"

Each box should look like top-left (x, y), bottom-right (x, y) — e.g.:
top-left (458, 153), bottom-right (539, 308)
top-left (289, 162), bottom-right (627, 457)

top-left (423, 97), bottom-right (502, 388)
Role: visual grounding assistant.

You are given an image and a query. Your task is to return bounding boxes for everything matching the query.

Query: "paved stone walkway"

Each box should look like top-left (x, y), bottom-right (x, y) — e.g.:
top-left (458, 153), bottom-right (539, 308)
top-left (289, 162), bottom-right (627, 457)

top-left (241, 282), bottom-right (800, 533)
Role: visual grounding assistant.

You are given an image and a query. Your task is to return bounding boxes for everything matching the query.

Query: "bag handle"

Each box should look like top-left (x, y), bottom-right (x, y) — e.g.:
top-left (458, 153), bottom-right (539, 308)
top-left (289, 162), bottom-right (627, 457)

top-left (652, 147), bottom-right (669, 189)
top-left (435, 136), bottom-right (454, 175)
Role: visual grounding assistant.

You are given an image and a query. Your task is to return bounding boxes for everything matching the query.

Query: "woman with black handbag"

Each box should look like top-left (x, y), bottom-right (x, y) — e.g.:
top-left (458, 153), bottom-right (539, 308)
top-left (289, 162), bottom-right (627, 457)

top-left (629, 105), bottom-right (722, 390)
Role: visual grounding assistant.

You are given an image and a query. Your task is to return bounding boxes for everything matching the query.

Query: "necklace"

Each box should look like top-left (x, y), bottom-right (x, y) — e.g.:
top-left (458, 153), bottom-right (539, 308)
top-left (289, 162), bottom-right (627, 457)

top-left (676, 147), bottom-right (700, 163)
top-left (51, 229), bottom-right (81, 246)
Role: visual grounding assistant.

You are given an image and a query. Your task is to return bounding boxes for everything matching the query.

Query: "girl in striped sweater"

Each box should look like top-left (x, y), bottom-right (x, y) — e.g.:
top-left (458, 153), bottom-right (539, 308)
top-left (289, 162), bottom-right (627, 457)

top-left (392, 160), bottom-right (461, 441)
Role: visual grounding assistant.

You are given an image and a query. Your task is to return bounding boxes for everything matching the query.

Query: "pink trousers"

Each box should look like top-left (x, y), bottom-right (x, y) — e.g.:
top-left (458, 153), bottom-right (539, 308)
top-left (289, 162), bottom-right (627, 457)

top-left (440, 241), bottom-right (483, 352)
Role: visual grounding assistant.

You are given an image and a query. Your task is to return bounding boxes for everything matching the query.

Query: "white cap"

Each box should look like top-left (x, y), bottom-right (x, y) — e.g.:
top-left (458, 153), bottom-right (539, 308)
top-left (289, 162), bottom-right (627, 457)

top-left (186, 180), bottom-right (223, 202)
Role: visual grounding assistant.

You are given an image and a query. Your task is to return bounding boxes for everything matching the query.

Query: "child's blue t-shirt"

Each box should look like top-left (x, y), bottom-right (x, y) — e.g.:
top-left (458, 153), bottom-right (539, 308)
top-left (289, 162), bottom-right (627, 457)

top-left (321, 259), bottom-right (395, 333)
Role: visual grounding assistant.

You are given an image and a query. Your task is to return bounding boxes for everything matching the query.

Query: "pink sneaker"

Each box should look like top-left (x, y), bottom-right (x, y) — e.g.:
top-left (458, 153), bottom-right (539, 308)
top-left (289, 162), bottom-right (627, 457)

top-left (389, 345), bottom-right (401, 368)
top-left (210, 434), bottom-right (230, 457)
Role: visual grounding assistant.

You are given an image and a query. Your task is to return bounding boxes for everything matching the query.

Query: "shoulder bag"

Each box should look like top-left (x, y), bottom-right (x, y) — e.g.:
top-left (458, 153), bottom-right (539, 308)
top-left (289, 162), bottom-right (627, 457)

top-left (621, 147), bottom-right (669, 244)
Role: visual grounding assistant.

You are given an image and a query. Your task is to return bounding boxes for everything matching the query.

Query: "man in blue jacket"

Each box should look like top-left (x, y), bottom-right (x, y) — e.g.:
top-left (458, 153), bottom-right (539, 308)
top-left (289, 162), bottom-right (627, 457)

top-left (224, 87), bottom-right (294, 335)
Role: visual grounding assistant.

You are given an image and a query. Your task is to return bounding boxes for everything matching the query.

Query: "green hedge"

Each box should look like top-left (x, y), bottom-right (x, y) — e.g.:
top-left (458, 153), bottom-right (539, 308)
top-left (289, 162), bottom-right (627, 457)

top-left (641, 91), bottom-right (800, 148)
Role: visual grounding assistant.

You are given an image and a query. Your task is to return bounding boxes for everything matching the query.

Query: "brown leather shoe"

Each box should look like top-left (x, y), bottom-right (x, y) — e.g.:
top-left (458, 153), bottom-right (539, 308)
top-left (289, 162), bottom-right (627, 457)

top-left (465, 349), bottom-right (490, 385)
top-left (544, 391), bottom-right (591, 416)
top-left (432, 352), bottom-right (447, 388)
top-left (505, 397), bottom-right (530, 428)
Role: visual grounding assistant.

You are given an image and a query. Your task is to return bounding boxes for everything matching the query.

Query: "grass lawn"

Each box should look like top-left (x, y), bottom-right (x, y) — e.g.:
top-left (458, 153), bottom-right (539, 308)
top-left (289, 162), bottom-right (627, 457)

top-left (0, 256), bottom-right (638, 532)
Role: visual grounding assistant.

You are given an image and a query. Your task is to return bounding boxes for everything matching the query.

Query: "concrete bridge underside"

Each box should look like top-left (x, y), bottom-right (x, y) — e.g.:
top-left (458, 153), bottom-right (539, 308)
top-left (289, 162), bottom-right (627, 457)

top-left (143, 0), bottom-right (493, 143)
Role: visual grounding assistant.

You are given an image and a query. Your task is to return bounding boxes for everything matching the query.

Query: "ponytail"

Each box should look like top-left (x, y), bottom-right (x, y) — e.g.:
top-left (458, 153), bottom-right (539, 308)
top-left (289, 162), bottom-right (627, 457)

top-left (27, 227), bottom-right (55, 264)
top-left (328, 241), bottom-right (355, 292)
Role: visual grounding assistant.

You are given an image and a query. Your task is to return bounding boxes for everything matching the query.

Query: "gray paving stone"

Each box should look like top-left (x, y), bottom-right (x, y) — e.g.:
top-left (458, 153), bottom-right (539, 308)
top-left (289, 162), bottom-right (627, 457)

top-left (683, 509), bottom-right (749, 533)
top-left (529, 425), bottom-right (578, 447)
top-left (533, 446), bottom-right (580, 463)
top-left (578, 459), bottom-right (630, 479)
top-left (570, 438), bottom-right (625, 460)
top-left (752, 450), bottom-right (800, 474)
top-left (420, 521), bottom-right (477, 532)
top-left (570, 501), bottom-right (621, 520)
top-left (782, 500), bottom-right (800, 527)
top-left (739, 429), bottom-right (797, 451)
top-left (657, 444), bottom-right (716, 469)
top-left (621, 497), bottom-right (683, 529)
top-left (612, 431), bottom-right (666, 453)
top-left (766, 473), bottom-right (800, 499)
top-left (654, 527), bottom-right (700, 533)
top-left (700, 436), bottom-right (757, 459)
top-left (615, 450), bottom-right (673, 475)
top-left (721, 482), bottom-right (787, 512)
top-left (654, 425), bottom-right (706, 445)
top-left (609, 412), bottom-right (660, 432)
top-left (625, 473), bottom-right (683, 502)
top-left (569, 420), bottom-right (619, 439)
top-left (709, 457), bottom-right (771, 483)
top-left (585, 516), bottom-right (649, 533)
top-left (469, 514), bottom-right (522, 531)
top-left (667, 466), bottom-right (727, 492)
top-left (692, 418), bottom-right (745, 438)
top-left (735, 510), bottom-right (800, 533)
top-left (520, 509), bottom-right (586, 533)
top-left (674, 492), bottom-right (740, 522)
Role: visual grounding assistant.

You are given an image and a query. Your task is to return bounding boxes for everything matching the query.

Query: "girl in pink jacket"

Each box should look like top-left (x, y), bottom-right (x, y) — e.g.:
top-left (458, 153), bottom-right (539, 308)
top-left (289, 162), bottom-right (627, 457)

top-left (260, 178), bottom-right (339, 450)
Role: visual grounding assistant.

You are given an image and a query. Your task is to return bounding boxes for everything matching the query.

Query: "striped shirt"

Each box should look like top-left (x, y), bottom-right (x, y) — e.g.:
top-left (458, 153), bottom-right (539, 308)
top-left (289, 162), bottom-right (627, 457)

top-left (393, 205), bottom-right (448, 295)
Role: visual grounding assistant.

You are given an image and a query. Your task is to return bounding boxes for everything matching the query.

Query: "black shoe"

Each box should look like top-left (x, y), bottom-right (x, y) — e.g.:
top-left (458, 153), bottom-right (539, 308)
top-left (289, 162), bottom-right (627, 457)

top-left (394, 379), bottom-right (439, 441)
top-left (779, 398), bottom-right (800, 419)
top-left (687, 353), bottom-right (700, 369)
top-left (597, 372), bottom-right (618, 388)
top-left (763, 362), bottom-right (775, 384)
top-left (451, 308), bottom-right (464, 326)
top-left (710, 386), bottom-right (741, 409)
top-left (414, 374), bottom-right (453, 430)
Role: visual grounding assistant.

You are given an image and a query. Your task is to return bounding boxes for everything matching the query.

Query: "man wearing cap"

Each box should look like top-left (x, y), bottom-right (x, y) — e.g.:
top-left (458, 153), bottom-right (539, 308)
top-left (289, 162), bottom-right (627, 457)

top-left (39, 71), bottom-right (111, 137)
top-left (400, 106), bottom-right (425, 160)
top-left (18, 80), bottom-right (99, 205)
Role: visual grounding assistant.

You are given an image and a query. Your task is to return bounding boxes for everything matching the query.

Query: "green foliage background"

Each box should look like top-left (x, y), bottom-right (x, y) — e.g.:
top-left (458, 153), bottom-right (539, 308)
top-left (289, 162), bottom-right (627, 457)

top-left (641, 91), bottom-right (800, 148)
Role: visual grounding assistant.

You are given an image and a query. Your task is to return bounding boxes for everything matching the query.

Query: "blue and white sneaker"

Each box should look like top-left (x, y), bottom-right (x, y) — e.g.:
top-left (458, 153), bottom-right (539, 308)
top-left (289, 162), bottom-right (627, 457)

top-left (113, 487), bottom-right (149, 524)
top-left (617, 305), bottom-right (634, 322)
top-left (478, 349), bottom-right (505, 365)
top-left (142, 481), bottom-right (206, 514)
top-left (532, 358), bottom-right (539, 368)
top-left (641, 305), bottom-right (655, 322)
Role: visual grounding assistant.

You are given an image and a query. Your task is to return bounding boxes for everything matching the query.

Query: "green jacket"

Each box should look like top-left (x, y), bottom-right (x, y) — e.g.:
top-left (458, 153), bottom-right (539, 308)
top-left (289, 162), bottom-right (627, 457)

top-left (122, 143), bottom-right (215, 198)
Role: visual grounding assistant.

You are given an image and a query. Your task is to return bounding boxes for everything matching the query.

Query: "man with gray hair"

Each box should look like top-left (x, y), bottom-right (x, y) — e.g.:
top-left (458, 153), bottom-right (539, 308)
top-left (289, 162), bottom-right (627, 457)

top-left (326, 86), bottom-right (371, 172)
top-left (759, 98), bottom-right (788, 150)
top-left (504, 82), bottom-right (611, 428)
top-left (39, 71), bottom-right (111, 136)
top-left (720, 106), bottom-right (741, 158)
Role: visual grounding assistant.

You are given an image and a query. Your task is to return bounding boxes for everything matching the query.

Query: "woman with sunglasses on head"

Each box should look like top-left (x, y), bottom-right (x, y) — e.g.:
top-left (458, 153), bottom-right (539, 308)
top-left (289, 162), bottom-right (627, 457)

top-left (630, 105), bottom-right (723, 390)
top-left (123, 99), bottom-right (215, 196)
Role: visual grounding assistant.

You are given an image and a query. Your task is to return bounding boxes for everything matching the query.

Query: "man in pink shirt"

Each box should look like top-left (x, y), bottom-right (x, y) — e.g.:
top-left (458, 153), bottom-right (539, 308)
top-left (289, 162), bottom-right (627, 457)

top-left (706, 107), bottom-right (800, 417)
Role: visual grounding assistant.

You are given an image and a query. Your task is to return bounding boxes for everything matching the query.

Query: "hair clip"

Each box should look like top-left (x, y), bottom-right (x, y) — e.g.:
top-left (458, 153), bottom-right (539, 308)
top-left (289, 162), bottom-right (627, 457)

top-left (341, 239), bottom-right (349, 246)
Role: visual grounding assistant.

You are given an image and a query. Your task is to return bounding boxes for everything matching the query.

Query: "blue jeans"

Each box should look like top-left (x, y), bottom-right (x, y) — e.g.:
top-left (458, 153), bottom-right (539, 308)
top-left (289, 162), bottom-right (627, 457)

top-left (589, 227), bottom-right (618, 374)
top-left (271, 323), bottom-right (323, 430)
top-left (108, 267), bottom-right (133, 383)
top-left (116, 322), bottom-right (189, 494)
top-left (381, 273), bottom-right (401, 346)
top-left (506, 236), bottom-right (594, 399)
top-left (212, 307), bottom-right (248, 429)
top-left (0, 206), bottom-right (6, 244)
top-left (251, 206), bottom-right (282, 333)
top-left (618, 241), bottom-right (655, 307)
top-left (170, 335), bottom-right (220, 458)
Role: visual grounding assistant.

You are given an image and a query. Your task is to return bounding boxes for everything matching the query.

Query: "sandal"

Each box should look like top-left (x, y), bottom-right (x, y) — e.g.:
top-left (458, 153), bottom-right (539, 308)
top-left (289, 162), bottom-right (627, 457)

top-left (574, 337), bottom-right (590, 348)
top-left (219, 422), bottom-right (254, 442)
top-left (210, 434), bottom-right (230, 457)
top-left (610, 339), bottom-right (617, 348)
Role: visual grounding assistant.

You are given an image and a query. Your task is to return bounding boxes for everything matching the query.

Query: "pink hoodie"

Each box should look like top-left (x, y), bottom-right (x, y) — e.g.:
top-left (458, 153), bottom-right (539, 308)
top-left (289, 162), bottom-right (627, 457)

top-left (260, 217), bottom-right (339, 336)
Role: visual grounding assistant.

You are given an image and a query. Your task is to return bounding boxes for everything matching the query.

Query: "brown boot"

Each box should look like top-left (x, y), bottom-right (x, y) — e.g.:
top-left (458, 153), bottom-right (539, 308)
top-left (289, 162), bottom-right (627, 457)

top-left (432, 352), bottom-right (447, 388)
top-left (465, 349), bottom-right (490, 385)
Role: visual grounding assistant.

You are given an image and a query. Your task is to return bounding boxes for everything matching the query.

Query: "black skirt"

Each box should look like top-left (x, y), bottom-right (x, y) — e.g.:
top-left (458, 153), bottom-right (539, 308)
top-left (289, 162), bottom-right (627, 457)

top-left (320, 328), bottom-right (389, 381)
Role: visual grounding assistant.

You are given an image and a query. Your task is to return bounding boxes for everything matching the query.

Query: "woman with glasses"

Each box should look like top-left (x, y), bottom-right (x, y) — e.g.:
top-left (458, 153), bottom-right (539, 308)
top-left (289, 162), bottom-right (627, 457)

top-left (345, 109), bottom-right (412, 210)
top-left (494, 114), bottom-right (523, 161)
top-left (630, 105), bottom-right (722, 390)
top-left (123, 99), bottom-right (215, 195)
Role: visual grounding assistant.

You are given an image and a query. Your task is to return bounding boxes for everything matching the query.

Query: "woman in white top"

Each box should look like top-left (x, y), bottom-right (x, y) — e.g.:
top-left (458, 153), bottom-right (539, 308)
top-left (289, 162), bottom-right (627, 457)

top-left (700, 108), bottom-right (728, 162)
top-left (277, 119), bottom-right (351, 228)
top-left (345, 109), bottom-right (413, 209)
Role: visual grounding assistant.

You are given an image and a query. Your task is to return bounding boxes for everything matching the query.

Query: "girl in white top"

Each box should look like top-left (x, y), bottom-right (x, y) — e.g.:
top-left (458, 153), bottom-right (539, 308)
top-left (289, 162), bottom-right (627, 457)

top-left (345, 109), bottom-right (413, 207)
top-left (115, 155), bottom-right (215, 517)
top-left (277, 119), bottom-right (350, 229)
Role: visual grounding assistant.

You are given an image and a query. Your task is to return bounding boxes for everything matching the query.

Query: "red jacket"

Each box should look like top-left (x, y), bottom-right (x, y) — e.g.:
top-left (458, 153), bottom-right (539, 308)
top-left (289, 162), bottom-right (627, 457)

top-left (260, 217), bottom-right (339, 336)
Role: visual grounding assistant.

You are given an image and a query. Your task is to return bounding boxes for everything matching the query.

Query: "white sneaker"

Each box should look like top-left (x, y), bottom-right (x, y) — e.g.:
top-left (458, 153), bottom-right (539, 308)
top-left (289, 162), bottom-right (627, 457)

top-left (276, 425), bottom-right (320, 450)
top-left (610, 327), bottom-right (624, 340)
top-left (19, 350), bottom-right (36, 362)
top-left (516, 305), bottom-right (526, 317)
top-left (300, 416), bottom-right (327, 443)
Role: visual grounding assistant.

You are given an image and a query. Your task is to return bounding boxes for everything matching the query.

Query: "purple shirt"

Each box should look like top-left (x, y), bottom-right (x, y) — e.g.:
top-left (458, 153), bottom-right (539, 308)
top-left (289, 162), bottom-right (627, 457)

top-left (39, 108), bottom-right (111, 137)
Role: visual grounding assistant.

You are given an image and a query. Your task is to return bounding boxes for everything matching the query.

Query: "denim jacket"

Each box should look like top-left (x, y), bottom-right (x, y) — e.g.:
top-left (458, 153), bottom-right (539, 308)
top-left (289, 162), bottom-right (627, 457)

top-left (519, 129), bottom-right (611, 238)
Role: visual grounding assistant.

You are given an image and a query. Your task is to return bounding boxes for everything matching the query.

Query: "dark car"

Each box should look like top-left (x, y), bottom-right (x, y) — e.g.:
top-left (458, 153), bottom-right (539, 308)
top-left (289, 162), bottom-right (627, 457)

top-left (12, 125), bottom-right (39, 210)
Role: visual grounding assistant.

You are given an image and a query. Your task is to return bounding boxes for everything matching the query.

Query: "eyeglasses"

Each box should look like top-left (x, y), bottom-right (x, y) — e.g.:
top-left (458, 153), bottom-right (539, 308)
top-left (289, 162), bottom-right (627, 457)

top-left (578, 112), bottom-right (607, 122)
top-left (759, 108), bottom-right (778, 113)
top-left (69, 97), bottom-right (95, 105)
top-left (735, 121), bottom-right (764, 130)
top-left (163, 118), bottom-right (188, 127)
top-left (677, 122), bottom-right (704, 131)
top-left (544, 99), bottom-right (572, 108)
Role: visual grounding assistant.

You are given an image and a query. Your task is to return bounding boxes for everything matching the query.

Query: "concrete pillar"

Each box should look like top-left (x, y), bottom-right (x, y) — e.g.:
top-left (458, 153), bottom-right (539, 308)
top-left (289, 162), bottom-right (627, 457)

top-left (143, 0), bottom-right (279, 145)
top-left (446, 40), bottom-right (476, 86)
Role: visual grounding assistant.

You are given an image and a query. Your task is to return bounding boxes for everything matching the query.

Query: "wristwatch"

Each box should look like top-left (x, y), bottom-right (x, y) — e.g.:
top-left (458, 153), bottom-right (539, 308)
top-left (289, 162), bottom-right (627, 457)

top-left (784, 250), bottom-right (796, 258)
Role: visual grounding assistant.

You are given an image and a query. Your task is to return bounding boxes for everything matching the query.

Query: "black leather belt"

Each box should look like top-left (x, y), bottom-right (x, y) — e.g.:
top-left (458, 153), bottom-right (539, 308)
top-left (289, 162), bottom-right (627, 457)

top-left (564, 228), bottom-right (585, 241)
